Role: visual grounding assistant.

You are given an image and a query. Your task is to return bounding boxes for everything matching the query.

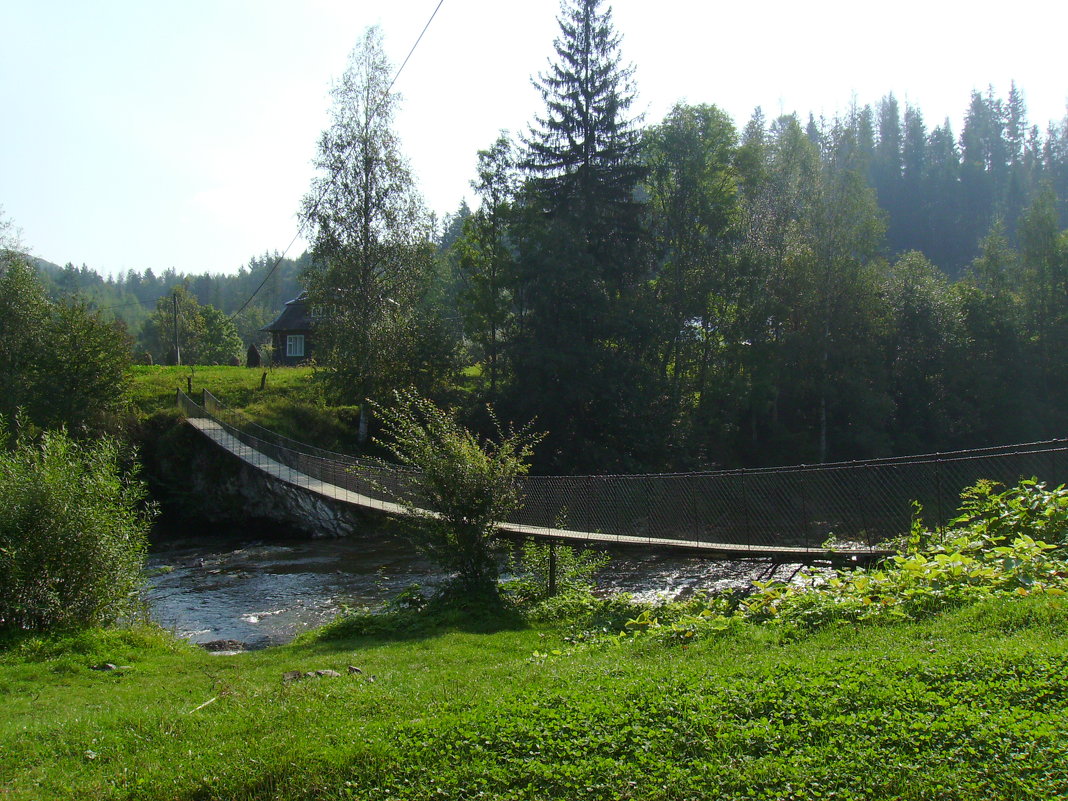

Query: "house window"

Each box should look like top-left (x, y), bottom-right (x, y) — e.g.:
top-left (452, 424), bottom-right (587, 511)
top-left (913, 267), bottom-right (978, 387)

top-left (286, 335), bottom-right (305, 358)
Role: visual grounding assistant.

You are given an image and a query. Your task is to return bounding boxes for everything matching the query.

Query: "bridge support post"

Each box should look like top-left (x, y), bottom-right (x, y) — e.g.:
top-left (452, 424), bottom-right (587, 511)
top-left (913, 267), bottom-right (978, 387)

top-left (548, 541), bottom-right (558, 597)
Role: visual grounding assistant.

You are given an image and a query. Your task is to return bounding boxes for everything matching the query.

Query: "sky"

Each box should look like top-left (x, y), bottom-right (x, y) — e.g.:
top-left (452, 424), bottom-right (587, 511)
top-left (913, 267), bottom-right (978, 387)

top-left (2, 0), bottom-right (1066, 277)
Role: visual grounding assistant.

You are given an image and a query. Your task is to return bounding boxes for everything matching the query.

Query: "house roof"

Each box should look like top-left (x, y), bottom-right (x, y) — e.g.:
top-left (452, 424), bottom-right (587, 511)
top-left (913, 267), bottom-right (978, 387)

top-left (262, 292), bottom-right (314, 332)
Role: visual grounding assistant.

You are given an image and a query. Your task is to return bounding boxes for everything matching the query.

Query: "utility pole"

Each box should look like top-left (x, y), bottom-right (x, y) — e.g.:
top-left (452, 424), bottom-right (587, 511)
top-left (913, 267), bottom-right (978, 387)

top-left (172, 292), bottom-right (181, 366)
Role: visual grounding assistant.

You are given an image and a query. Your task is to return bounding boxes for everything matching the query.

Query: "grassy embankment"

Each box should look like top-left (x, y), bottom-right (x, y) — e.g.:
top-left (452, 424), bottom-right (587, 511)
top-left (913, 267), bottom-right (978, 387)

top-left (60, 368), bottom-right (1062, 798)
top-left (1, 594), bottom-right (1066, 801)
top-left (129, 365), bottom-right (366, 453)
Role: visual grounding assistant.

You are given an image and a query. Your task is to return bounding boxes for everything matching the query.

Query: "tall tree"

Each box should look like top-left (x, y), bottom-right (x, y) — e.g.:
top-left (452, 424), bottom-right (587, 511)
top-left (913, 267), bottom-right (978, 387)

top-left (924, 119), bottom-right (966, 273)
top-left (524, 0), bottom-right (644, 224)
top-left (900, 104), bottom-right (928, 255)
top-left (300, 26), bottom-right (436, 442)
top-left (1017, 188), bottom-right (1068, 432)
top-left (642, 103), bottom-right (739, 458)
top-left (954, 224), bottom-right (1030, 443)
top-left (512, 0), bottom-right (661, 472)
top-left (878, 251), bottom-right (966, 453)
top-left (456, 134), bottom-right (519, 398)
top-left (873, 94), bottom-right (905, 252)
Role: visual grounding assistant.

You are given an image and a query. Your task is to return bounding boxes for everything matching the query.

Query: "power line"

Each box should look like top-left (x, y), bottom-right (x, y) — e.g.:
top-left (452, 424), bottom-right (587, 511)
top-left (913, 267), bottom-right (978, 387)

top-left (229, 0), bottom-right (447, 321)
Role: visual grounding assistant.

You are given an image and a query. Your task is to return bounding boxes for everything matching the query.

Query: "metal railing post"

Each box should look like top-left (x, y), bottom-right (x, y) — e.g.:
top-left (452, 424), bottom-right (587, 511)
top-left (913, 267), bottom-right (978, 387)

top-left (741, 472), bottom-right (753, 551)
top-left (934, 455), bottom-right (945, 533)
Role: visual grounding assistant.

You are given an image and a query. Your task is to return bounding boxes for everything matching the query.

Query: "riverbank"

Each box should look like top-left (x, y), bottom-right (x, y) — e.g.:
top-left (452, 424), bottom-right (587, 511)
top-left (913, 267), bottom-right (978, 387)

top-left (2, 593), bottom-right (1066, 800)
top-left (144, 521), bottom-right (804, 648)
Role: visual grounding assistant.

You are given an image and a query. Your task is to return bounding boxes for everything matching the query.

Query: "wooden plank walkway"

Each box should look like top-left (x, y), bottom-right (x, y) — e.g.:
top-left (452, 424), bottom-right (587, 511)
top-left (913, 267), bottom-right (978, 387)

top-left (186, 417), bottom-right (891, 563)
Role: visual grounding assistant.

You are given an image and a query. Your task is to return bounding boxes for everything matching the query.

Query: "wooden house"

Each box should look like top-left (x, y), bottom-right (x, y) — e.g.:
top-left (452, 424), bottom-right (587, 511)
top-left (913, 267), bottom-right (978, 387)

top-left (263, 292), bottom-right (314, 366)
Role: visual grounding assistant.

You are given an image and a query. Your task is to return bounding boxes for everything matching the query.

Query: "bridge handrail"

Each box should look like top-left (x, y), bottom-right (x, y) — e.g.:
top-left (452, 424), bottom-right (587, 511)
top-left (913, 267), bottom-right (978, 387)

top-left (178, 389), bottom-right (421, 510)
top-left (177, 389), bottom-right (1068, 553)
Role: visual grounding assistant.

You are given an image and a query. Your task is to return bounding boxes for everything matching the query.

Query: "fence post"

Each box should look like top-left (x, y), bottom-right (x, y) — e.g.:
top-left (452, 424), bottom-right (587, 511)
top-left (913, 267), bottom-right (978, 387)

top-left (858, 464), bottom-right (875, 548)
top-left (741, 472), bottom-right (753, 551)
top-left (548, 541), bottom-right (558, 597)
top-left (934, 455), bottom-right (945, 533)
top-left (692, 476), bottom-right (700, 544)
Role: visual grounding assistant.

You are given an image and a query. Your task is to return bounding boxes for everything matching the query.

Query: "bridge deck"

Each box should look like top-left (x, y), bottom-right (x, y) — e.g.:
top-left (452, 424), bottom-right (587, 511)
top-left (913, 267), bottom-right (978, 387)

top-left (186, 417), bottom-right (890, 563)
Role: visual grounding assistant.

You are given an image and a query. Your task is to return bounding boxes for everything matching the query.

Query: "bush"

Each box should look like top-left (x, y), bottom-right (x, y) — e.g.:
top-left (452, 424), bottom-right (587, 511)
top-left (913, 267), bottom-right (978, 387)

top-left (373, 390), bottom-right (542, 593)
top-left (595, 478), bottom-right (1068, 646)
top-left (505, 540), bottom-right (610, 604)
top-left (0, 257), bottom-right (132, 435)
top-left (0, 418), bottom-right (154, 631)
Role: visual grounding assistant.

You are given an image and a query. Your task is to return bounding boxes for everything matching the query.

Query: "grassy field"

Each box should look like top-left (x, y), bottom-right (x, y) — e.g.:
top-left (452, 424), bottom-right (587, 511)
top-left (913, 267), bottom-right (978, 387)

top-left (128, 365), bottom-right (318, 418)
top-left (2, 595), bottom-right (1067, 800)
top-left (128, 365), bottom-right (370, 453)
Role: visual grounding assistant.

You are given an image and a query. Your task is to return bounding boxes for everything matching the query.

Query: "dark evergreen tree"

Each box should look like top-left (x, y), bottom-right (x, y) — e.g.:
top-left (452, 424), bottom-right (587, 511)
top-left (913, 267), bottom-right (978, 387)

top-left (900, 104), bottom-right (928, 256)
top-left (960, 90), bottom-right (1006, 253)
top-left (924, 119), bottom-right (966, 273)
top-left (511, 0), bottom-right (663, 472)
top-left (873, 94), bottom-right (905, 253)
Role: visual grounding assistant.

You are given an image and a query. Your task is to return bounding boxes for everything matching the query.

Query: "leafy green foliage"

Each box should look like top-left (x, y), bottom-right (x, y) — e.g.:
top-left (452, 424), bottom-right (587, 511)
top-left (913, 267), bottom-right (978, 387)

top-left (952, 478), bottom-right (1068, 546)
top-left (373, 391), bottom-right (542, 592)
top-left (0, 419), bottom-right (153, 631)
top-left (505, 540), bottom-right (609, 604)
top-left (139, 285), bottom-right (243, 365)
top-left (0, 257), bottom-right (132, 434)
top-left (608, 479), bottom-right (1068, 644)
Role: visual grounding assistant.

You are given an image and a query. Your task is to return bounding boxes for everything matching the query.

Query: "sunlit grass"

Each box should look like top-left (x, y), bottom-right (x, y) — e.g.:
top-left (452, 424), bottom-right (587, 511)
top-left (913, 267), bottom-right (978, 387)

top-left (128, 365), bottom-right (317, 418)
top-left (2, 596), bottom-right (1067, 800)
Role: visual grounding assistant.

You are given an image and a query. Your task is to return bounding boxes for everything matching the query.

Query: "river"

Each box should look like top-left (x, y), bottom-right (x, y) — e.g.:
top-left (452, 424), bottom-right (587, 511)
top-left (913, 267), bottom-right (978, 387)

top-left (146, 522), bottom-right (796, 648)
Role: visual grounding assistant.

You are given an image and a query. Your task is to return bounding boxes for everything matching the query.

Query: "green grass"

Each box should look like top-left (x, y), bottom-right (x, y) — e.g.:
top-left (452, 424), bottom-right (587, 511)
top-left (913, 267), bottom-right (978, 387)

top-left (2, 595), bottom-right (1067, 800)
top-left (128, 365), bottom-right (318, 418)
top-left (128, 365), bottom-right (370, 452)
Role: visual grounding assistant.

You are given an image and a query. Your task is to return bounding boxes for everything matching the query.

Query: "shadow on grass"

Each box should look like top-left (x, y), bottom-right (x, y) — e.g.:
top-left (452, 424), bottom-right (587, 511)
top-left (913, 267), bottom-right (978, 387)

top-left (291, 584), bottom-right (530, 653)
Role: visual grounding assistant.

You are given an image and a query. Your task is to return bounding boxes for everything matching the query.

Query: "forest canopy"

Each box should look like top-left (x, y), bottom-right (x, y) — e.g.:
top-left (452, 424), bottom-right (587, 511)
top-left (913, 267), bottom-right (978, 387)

top-left (11, 0), bottom-right (1068, 473)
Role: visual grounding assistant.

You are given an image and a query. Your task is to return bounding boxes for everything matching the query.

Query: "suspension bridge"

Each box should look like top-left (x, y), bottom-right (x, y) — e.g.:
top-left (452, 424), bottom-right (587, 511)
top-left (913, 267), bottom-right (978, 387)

top-left (178, 390), bottom-right (1068, 563)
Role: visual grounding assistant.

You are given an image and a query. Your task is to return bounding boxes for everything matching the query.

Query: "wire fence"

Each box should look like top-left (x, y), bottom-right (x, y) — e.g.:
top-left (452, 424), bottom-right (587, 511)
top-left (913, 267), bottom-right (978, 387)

top-left (178, 390), bottom-right (1068, 553)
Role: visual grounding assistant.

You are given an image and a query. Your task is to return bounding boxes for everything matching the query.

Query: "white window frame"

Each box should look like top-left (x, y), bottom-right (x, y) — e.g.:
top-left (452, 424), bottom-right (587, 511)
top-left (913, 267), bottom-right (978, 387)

top-left (286, 334), bottom-right (305, 358)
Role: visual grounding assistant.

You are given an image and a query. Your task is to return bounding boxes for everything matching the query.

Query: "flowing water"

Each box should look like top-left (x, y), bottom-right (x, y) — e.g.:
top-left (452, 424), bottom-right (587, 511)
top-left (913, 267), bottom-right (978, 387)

top-left (146, 521), bottom-right (797, 649)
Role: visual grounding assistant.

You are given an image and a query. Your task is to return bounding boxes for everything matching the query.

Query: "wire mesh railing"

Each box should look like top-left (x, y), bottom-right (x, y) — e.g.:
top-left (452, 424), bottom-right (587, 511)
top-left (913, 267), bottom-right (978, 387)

top-left (177, 390), bottom-right (1068, 553)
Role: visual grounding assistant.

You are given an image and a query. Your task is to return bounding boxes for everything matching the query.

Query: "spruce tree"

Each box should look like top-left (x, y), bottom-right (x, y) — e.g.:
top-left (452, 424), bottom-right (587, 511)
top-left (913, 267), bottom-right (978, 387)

top-left (524, 0), bottom-right (643, 227)
top-left (511, 0), bottom-right (661, 472)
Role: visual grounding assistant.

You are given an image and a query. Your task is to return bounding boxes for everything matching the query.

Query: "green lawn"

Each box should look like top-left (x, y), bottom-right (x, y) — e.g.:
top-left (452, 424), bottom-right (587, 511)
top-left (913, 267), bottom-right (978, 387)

top-left (128, 365), bottom-right (370, 453)
top-left (2, 595), bottom-right (1066, 800)
top-left (128, 365), bottom-right (318, 418)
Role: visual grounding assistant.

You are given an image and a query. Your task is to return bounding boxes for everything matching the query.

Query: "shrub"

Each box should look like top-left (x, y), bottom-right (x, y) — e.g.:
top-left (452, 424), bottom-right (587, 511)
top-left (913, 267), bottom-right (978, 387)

top-left (505, 540), bottom-right (610, 604)
top-left (372, 390), bottom-right (542, 594)
top-left (598, 478), bottom-right (1068, 646)
top-left (950, 478), bottom-right (1068, 548)
top-left (0, 418), bottom-right (154, 631)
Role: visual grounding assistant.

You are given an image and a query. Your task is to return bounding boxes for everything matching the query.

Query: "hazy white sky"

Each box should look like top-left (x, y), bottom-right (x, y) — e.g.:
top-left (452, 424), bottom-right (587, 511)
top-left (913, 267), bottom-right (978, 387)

top-left (2, 0), bottom-right (1066, 276)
